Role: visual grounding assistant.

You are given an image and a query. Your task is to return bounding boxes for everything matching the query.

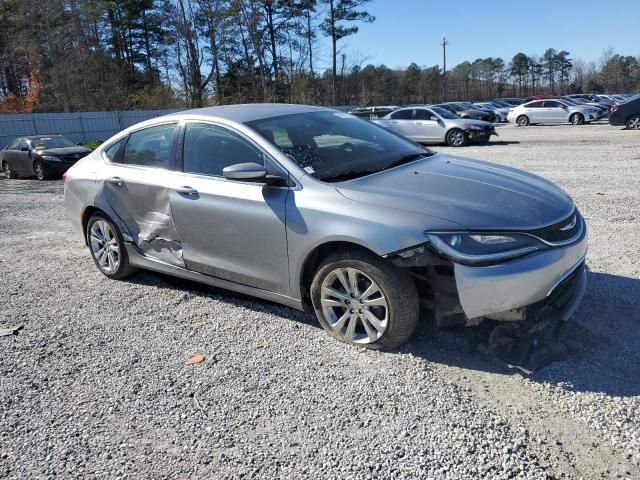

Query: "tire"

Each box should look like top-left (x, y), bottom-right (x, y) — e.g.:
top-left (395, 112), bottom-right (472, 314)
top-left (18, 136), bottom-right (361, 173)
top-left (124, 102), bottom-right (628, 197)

top-left (34, 161), bottom-right (50, 181)
top-left (2, 161), bottom-right (17, 179)
top-left (446, 128), bottom-right (468, 147)
top-left (310, 248), bottom-right (419, 351)
top-left (570, 113), bottom-right (584, 125)
top-left (86, 213), bottom-right (137, 280)
top-left (516, 115), bottom-right (529, 127)
top-left (626, 115), bottom-right (640, 130)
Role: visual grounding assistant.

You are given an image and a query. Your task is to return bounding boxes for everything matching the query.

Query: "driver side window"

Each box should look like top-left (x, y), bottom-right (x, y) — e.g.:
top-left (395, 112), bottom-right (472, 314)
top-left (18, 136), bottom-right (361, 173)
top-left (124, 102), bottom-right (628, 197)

top-left (183, 123), bottom-right (265, 177)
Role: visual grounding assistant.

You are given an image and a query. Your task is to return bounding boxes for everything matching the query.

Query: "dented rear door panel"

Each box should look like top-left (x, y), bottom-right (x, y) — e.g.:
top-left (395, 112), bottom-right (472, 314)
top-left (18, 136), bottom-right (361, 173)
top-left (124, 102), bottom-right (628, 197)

top-left (98, 163), bottom-right (185, 267)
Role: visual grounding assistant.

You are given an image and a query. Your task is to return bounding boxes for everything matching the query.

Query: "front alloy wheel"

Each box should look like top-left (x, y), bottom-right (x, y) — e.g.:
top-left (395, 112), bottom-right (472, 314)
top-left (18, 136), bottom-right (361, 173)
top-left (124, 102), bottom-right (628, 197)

top-left (516, 115), bottom-right (529, 127)
top-left (320, 267), bottom-right (389, 344)
top-left (34, 162), bottom-right (47, 181)
top-left (446, 128), bottom-right (467, 147)
top-left (311, 249), bottom-right (419, 351)
top-left (570, 113), bottom-right (584, 125)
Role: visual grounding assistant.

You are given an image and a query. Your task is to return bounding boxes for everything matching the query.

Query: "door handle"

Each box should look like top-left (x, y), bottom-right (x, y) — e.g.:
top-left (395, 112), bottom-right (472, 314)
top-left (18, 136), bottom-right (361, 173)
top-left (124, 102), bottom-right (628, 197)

top-left (106, 176), bottom-right (123, 186)
top-left (175, 186), bottom-right (199, 197)
top-left (415, 122), bottom-right (423, 125)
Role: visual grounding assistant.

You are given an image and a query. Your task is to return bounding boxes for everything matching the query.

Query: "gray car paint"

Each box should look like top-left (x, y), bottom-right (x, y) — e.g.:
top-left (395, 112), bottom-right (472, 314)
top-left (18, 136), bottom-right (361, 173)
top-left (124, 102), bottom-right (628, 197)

top-left (64, 104), bottom-right (587, 325)
top-left (373, 107), bottom-right (495, 145)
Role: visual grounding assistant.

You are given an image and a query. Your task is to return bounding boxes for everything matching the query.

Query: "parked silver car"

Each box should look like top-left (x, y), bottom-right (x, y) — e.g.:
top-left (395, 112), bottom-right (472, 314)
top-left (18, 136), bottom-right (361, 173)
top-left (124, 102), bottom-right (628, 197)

top-left (373, 106), bottom-right (497, 146)
top-left (507, 100), bottom-right (601, 126)
top-left (64, 104), bottom-right (587, 350)
top-left (474, 102), bottom-right (510, 122)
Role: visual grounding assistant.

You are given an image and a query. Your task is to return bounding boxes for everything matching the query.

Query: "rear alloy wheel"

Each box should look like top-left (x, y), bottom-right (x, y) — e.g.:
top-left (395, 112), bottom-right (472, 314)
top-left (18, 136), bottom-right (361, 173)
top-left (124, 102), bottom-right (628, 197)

top-left (311, 249), bottom-right (419, 351)
top-left (34, 162), bottom-right (49, 181)
top-left (570, 113), bottom-right (584, 125)
top-left (626, 115), bottom-right (640, 130)
top-left (86, 213), bottom-right (137, 279)
top-left (2, 161), bottom-right (17, 179)
top-left (516, 115), bottom-right (529, 127)
top-left (446, 128), bottom-right (468, 147)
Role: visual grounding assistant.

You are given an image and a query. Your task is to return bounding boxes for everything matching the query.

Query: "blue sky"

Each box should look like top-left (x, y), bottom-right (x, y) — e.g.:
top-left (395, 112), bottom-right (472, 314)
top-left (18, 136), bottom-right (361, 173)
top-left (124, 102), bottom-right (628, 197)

top-left (319, 0), bottom-right (640, 69)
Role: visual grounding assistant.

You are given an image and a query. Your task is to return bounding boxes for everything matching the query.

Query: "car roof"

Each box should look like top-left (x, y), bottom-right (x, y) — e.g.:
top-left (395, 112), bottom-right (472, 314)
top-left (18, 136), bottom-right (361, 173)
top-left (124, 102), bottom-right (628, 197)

top-left (161, 103), bottom-right (334, 123)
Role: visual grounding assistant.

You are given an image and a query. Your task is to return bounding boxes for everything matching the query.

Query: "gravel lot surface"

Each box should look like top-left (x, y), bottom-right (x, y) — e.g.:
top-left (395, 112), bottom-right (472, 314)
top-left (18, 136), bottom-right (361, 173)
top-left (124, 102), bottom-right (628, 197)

top-left (1, 122), bottom-right (639, 479)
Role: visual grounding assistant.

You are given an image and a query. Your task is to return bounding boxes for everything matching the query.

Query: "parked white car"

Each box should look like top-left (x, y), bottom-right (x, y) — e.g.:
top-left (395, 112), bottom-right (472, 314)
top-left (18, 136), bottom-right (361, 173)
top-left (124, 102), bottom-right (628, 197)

top-left (507, 100), bottom-right (601, 126)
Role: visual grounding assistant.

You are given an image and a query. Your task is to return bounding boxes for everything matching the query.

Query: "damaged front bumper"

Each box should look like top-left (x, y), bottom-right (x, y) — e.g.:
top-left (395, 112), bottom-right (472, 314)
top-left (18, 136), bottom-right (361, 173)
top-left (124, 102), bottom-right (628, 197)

top-left (454, 232), bottom-right (588, 322)
top-left (389, 228), bottom-right (588, 327)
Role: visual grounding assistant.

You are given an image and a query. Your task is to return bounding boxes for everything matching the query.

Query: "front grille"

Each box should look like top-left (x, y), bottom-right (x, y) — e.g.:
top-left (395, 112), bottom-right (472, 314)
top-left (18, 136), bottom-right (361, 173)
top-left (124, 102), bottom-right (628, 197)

top-left (60, 152), bottom-right (89, 163)
top-left (527, 210), bottom-right (583, 244)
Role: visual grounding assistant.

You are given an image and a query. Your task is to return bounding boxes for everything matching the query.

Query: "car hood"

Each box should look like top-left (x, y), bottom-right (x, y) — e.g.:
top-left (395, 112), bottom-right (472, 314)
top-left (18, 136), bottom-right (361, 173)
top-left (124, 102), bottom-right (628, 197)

top-left (334, 153), bottom-right (574, 230)
top-left (34, 147), bottom-right (92, 156)
top-left (459, 119), bottom-right (495, 129)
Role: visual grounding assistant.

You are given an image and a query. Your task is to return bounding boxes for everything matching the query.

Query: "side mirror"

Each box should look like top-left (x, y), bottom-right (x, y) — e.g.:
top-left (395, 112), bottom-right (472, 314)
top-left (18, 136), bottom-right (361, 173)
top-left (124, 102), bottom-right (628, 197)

top-left (77, 142), bottom-right (83, 146)
top-left (223, 162), bottom-right (268, 182)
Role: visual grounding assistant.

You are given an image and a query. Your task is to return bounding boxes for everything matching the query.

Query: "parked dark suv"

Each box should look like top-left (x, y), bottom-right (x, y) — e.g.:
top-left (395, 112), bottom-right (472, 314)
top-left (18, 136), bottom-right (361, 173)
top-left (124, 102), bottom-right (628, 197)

top-left (608, 95), bottom-right (640, 129)
top-left (1, 135), bottom-right (92, 180)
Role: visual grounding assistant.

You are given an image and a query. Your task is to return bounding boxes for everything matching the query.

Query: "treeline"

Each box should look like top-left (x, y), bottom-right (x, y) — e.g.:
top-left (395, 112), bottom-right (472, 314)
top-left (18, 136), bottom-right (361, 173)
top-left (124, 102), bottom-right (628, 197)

top-left (0, 0), bottom-right (638, 113)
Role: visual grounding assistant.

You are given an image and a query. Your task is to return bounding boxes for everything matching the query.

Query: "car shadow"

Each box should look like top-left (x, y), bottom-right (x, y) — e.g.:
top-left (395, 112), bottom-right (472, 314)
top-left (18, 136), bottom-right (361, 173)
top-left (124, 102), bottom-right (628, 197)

top-left (400, 270), bottom-right (640, 397)
top-left (123, 270), bottom-right (321, 330)
top-left (472, 140), bottom-right (521, 147)
top-left (125, 268), bottom-right (639, 396)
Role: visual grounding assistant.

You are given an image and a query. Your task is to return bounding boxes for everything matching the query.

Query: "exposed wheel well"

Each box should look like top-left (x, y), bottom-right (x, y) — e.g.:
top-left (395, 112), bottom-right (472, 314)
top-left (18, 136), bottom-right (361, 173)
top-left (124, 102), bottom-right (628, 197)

top-left (299, 241), bottom-right (379, 312)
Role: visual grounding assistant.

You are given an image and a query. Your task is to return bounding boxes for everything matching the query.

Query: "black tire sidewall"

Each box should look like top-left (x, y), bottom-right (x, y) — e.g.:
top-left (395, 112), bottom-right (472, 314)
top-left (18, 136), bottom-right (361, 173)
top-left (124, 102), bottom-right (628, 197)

top-left (571, 113), bottom-right (584, 125)
top-left (86, 213), bottom-right (135, 279)
top-left (310, 249), bottom-right (419, 351)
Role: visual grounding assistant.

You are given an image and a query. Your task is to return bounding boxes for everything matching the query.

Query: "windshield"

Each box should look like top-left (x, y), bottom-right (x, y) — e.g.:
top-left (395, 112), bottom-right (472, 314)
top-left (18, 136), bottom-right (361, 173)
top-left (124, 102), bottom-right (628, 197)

top-left (431, 106), bottom-right (459, 119)
top-left (27, 136), bottom-right (76, 150)
top-left (246, 111), bottom-right (435, 182)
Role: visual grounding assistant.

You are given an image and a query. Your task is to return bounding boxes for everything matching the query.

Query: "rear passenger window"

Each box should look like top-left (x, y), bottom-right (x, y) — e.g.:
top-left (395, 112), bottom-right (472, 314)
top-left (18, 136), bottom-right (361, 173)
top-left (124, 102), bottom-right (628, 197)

top-left (183, 123), bottom-right (264, 177)
top-left (122, 124), bottom-right (177, 168)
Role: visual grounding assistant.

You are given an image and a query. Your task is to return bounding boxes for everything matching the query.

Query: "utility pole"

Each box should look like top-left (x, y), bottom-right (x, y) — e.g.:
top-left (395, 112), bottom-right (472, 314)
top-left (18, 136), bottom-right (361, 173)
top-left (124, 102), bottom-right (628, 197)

top-left (441, 37), bottom-right (448, 102)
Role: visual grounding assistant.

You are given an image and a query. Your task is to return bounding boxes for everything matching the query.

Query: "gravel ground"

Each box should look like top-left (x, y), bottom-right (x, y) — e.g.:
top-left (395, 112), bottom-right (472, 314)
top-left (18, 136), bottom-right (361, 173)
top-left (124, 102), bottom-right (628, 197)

top-left (1, 122), bottom-right (639, 479)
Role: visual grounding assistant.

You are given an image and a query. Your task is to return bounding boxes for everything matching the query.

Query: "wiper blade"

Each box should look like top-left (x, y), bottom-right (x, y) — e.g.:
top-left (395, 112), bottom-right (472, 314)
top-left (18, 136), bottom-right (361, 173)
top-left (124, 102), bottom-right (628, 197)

top-left (384, 151), bottom-right (434, 171)
top-left (321, 170), bottom-right (380, 182)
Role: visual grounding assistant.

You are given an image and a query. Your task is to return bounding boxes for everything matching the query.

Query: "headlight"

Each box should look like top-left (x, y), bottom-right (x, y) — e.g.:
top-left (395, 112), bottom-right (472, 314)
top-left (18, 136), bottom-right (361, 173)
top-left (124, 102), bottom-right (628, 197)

top-left (425, 232), bottom-right (546, 265)
top-left (469, 125), bottom-right (483, 130)
top-left (41, 155), bottom-right (63, 162)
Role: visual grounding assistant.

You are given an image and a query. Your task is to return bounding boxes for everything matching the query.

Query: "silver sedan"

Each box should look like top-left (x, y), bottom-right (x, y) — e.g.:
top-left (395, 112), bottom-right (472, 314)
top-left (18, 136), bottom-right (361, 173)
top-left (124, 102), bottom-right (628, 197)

top-left (373, 106), bottom-right (497, 146)
top-left (64, 104), bottom-right (587, 351)
top-left (507, 100), bottom-right (602, 126)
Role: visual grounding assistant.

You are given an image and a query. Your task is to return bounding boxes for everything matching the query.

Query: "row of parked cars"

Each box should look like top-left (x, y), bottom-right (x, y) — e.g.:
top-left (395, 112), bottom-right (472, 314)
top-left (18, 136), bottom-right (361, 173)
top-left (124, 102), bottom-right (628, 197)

top-left (350, 93), bottom-right (640, 146)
